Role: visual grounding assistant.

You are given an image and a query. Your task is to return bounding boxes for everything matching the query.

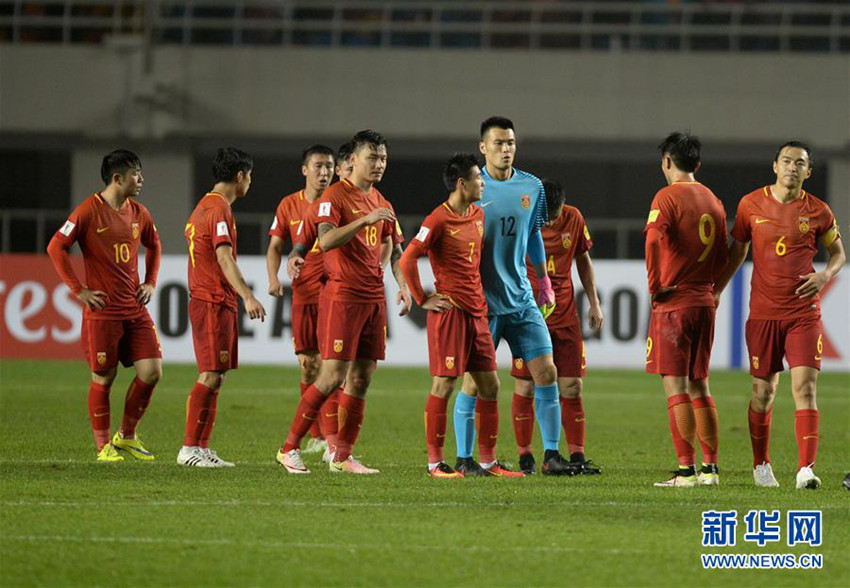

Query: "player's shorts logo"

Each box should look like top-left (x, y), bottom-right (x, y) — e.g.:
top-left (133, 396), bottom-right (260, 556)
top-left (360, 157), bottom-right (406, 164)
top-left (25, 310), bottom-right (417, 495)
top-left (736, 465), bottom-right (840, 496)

top-left (752, 356), bottom-right (760, 370)
top-left (475, 220), bottom-right (484, 236)
top-left (798, 217), bottom-right (809, 233)
top-left (96, 351), bottom-right (106, 365)
top-left (445, 356), bottom-right (455, 370)
top-left (561, 233), bottom-right (572, 249)
top-left (520, 194), bottom-right (530, 210)
top-left (132, 222), bottom-right (140, 240)
top-left (333, 339), bottom-right (344, 353)
top-left (581, 342), bottom-right (587, 370)
top-left (219, 350), bottom-right (229, 364)
top-left (514, 358), bottom-right (524, 370)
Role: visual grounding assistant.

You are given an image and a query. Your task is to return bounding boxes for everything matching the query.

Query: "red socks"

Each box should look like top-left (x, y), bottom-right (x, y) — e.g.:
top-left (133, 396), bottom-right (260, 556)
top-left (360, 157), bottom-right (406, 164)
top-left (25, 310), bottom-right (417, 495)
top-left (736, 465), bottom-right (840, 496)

top-left (795, 409), bottom-right (819, 470)
top-left (184, 382), bottom-right (216, 447)
top-left (88, 382), bottom-right (111, 450)
top-left (560, 396), bottom-right (585, 455)
top-left (475, 398), bottom-right (499, 464)
top-left (282, 384), bottom-right (327, 452)
top-left (336, 393), bottom-right (366, 462)
top-left (320, 388), bottom-right (341, 454)
top-left (301, 381), bottom-right (323, 439)
top-left (748, 405), bottom-right (773, 468)
top-left (425, 394), bottom-right (448, 464)
top-left (120, 377), bottom-right (156, 439)
top-left (511, 393), bottom-right (534, 455)
top-left (198, 388), bottom-right (219, 449)
top-left (692, 395), bottom-right (719, 464)
top-left (667, 394), bottom-right (696, 467)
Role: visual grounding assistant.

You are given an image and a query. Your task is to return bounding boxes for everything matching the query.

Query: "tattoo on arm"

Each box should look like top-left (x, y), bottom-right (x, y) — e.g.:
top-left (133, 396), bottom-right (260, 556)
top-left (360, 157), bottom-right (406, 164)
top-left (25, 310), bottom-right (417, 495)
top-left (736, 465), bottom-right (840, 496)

top-left (391, 244), bottom-right (406, 286)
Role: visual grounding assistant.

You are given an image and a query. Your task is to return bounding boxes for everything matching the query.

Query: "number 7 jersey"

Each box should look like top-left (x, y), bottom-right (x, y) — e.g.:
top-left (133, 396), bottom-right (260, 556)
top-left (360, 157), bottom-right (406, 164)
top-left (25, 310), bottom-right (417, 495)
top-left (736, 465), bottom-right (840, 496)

top-left (644, 181), bottom-right (728, 311)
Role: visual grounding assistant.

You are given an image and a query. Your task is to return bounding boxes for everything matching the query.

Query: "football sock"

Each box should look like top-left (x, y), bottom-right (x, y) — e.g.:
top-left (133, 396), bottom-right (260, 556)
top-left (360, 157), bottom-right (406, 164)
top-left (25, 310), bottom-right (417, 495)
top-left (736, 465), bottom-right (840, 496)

top-left (425, 394), bottom-right (448, 465)
top-left (511, 393), bottom-right (534, 455)
top-left (119, 377), bottom-right (155, 439)
top-left (475, 398), bottom-right (499, 465)
top-left (320, 388), bottom-right (341, 454)
top-left (336, 393), bottom-right (366, 462)
top-left (533, 384), bottom-right (561, 452)
top-left (183, 382), bottom-right (215, 447)
top-left (198, 388), bottom-right (219, 449)
top-left (794, 409), bottom-right (819, 470)
top-left (453, 392), bottom-right (477, 459)
top-left (667, 394), bottom-right (696, 467)
top-left (282, 384), bottom-right (326, 452)
top-left (88, 382), bottom-right (111, 450)
top-left (560, 396), bottom-right (585, 455)
top-left (748, 404), bottom-right (773, 468)
top-left (302, 381), bottom-right (322, 439)
top-left (692, 395), bottom-right (718, 464)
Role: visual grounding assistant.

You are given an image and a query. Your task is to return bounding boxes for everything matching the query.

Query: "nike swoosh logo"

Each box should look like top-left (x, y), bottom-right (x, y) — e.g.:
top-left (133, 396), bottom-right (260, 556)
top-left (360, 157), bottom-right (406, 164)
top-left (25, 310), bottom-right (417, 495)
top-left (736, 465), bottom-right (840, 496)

top-left (489, 435), bottom-right (498, 439)
top-left (93, 411), bottom-right (108, 417)
top-left (324, 413), bottom-right (337, 418)
top-left (751, 435), bottom-right (767, 440)
top-left (96, 227), bottom-right (109, 233)
top-left (302, 413), bottom-right (316, 421)
top-left (645, 360), bottom-right (653, 365)
top-left (814, 355), bottom-right (821, 361)
top-left (449, 229), bottom-right (460, 235)
top-left (436, 434), bottom-right (445, 438)
top-left (755, 218), bottom-right (771, 224)
top-left (290, 220), bottom-right (300, 225)
top-left (803, 435), bottom-right (818, 440)
top-left (480, 201), bottom-right (493, 208)
top-left (514, 416), bottom-right (532, 421)
top-left (575, 418), bottom-right (585, 423)
top-left (351, 209), bottom-right (362, 214)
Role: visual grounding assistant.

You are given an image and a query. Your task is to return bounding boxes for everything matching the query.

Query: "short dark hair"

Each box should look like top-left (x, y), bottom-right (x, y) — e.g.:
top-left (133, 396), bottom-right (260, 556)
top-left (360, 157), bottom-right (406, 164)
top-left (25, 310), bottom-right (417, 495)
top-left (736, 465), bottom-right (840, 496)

top-left (337, 141), bottom-right (353, 166)
top-left (301, 144), bottom-right (334, 166)
top-left (542, 179), bottom-right (566, 221)
top-left (212, 147), bottom-right (253, 183)
top-left (350, 130), bottom-right (388, 154)
top-left (443, 152), bottom-right (480, 192)
top-left (100, 149), bottom-right (141, 185)
top-left (774, 140), bottom-right (813, 168)
top-left (480, 116), bottom-right (515, 139)
top-left (658, 132), bottom-right (701, 173)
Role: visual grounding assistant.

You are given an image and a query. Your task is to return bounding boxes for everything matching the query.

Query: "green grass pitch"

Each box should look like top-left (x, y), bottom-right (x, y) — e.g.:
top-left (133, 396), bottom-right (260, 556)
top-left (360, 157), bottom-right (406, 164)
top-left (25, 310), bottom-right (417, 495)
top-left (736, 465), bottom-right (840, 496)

top-left (1, 360), bottom-right (848, 587)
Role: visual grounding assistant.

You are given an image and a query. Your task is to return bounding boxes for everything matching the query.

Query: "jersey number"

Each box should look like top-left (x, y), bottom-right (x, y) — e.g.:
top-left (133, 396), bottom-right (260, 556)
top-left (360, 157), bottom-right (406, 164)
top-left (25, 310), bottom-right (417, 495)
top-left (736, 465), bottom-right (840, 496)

top-left (547, 254), bottom-right (555, 275)
top-left (468, 242), bottom-right (475, 262)
top-left (500, 216), bottom-right (516, 237)
top-left (113, 242), bottom-right (131, 264)
top-left (365, 225), bottom-right (379, 246)
top-left (697, 214), bottom-right (716, 262)
top-left (185, 223), bottom-right (196, 267)
top-left (775, 236), bottom-right (787, 256)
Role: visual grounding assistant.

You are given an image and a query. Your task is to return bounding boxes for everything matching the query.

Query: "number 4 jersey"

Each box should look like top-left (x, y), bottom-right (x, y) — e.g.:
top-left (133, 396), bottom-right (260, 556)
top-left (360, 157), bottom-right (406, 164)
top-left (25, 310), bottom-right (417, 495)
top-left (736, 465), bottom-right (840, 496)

top-left (644, 181), bottom-right (728, 311)
top-left (185, 192), bottom-right (238, 311)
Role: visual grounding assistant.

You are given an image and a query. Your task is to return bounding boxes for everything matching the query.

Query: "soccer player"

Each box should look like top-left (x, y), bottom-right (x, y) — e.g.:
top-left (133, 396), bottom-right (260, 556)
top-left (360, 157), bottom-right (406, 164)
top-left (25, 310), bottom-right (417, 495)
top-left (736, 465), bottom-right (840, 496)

top-left (713, 141), bottom-right (844, 490)
top-left (510, 179), bottom-right (603, 475)
top-left (457, 116), bottom-right (574, 476)
top-left (267, 145), bottom-right (335, 455)
top-left (47, 149), bottom-right (162, 462)
top-left (335, 141), bottom-right (353, 181)
top-left (277, 130), bottom-right (411, 474)
top-left (400, 153), bottom-right (523, 478)
top-left (178, 147), bottom-right (267, 467)
top-left (644, 132), bottom-right (728, 488)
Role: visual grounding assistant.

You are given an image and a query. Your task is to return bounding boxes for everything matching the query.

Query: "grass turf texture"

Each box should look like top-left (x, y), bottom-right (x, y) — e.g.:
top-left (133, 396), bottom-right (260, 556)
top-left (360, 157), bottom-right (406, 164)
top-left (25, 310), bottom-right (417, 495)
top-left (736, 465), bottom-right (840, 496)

top-left (1, 360), bottom-right (848, 587)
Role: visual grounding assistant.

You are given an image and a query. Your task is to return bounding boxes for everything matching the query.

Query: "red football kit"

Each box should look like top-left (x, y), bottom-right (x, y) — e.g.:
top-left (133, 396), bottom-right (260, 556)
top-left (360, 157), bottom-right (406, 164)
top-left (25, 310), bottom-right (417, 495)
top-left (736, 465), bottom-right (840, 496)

top-left (48, 193), bottom-right (162, 371)
top-left (511, 205), bottom-right (592, 380)
top-left (185, 192), bottom-right (239, 372)
top-left (644, 181), bottom-right (728, 380)
top-left (400, 201), bottom-right (496, 377)
top-left (732, 186), bottom-right (840, 376)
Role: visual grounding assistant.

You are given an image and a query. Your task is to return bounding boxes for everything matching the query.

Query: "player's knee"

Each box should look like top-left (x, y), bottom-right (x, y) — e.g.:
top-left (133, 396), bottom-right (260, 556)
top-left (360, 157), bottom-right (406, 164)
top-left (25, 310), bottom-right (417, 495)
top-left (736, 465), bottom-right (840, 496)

top-left (534, 363), bottom-right (558, 387)
top-left (348, 372), bottom-right (372, 394)
top-left (560, 378), bottom-right (582, 399)
top-left (477, 378), bottom-right (500, 400)
top-left (200, 371), bottom-right (224, 390)
top-left (751, 380), bottom-right (777, 405)
top-left (92, 369), bottom-right (117, 387)
top-left (431, 377), bottom-right (455, 399)
top-left (792, 380), bottom-right (817, 405)
top-left (300, 356), bottom-right (320, 383)
top-left (137, 365), bottom-right (162, 386)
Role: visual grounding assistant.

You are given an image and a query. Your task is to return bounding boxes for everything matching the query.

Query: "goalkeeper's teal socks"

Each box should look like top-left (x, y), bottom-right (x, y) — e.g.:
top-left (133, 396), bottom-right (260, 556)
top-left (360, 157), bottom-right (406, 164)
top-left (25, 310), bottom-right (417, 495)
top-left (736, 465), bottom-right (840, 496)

top-left (453, 392), bottom-right (477, 459)
top-left (534, 384), bottom-right (561, 451)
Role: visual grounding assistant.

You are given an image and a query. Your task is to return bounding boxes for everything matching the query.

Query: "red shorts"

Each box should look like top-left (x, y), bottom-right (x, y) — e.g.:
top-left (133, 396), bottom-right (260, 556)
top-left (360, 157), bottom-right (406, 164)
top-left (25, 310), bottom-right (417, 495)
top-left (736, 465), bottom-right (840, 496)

top-left (511, 322), bottom-right (585, 379)
top-left (745, 315), bottom-right (822, 377)
top-left (318, 298), bottom-right (386, 361)
top-left (646, 306), bottom-right (715, 381)
top-left (427, 307), bottom-right (497, 377)
top-left (189, 299), bottom-right (238, 373)
top-left (81, 312), bottom-right (162, 372)
top-left (292, 303), bottom-right (319, 354)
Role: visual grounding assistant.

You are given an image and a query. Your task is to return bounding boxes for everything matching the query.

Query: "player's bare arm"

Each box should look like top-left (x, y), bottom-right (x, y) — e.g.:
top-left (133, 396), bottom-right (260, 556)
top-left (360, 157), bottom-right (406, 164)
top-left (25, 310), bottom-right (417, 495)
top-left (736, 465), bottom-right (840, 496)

top-left (389, 240), bottom-right (412, 316)
top-left (713, 239), bottom-right (750, 306)
top-left (137, 231), bottom-right (161, 305)
top-left (215, 244), bottom-right (266, 321)
top-left (398, 239), bottom-right (451, 313)
top-left (266, 234), bottom-right (286, 296)
top-left (318, 208), bottom-right (394, 251)
top-left (796, 238), bottom-right (845, 298)
top-left (286, 241), bottom-right (308, 279)
top-left (575, 251), bottom-right (604, 334)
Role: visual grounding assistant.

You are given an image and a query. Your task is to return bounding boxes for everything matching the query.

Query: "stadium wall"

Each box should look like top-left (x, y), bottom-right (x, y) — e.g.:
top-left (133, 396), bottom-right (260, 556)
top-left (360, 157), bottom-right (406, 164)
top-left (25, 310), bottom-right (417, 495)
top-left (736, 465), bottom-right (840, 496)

top-left (2, 254), bottom-right (847, 372)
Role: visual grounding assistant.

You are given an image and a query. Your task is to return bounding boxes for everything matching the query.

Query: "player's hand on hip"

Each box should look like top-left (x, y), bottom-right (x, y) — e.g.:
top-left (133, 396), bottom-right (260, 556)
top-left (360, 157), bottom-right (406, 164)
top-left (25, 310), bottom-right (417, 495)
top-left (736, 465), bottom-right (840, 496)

top-left (268, 277), bottom-right (284, 297)
top-left (396, 287), bottom-right (412, 316)
top-left (588, 303), bottom-right (604, 334)
top-left (136, 283), bottom-right (155, 305)
top-left (287, 256), bottom-right (304, 279)
top-left (651, 285), bottom-right (677, 302)
top-left (364, 208), bottom-right (395, 225)
top-left (245, 296), bottom-right (266, 321)
top-left (712, 290), bottom-right (722, 309)
top-left (422, 293), bottom-right (453, 312)
top-left (796, 272), bottom-right (828, 298)
top-left (78, 289), bottom-right (107, 311)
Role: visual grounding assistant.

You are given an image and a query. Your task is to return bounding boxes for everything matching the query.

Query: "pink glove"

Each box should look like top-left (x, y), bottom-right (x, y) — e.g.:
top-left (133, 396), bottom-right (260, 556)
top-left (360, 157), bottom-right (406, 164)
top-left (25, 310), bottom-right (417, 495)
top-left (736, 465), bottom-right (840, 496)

top-left (537, 276), bottom-right (556, 319)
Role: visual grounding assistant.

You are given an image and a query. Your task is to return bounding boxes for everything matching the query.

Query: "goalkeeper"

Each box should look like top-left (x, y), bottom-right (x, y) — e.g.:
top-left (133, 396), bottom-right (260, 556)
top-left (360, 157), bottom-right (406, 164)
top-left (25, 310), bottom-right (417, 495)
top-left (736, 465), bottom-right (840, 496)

top-left (455, 116), bottom-right (575, 476)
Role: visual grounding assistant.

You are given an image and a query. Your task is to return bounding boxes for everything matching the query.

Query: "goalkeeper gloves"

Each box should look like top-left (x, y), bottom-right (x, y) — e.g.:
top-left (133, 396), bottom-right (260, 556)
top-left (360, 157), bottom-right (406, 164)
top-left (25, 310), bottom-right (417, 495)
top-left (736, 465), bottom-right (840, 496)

top-left (537, 275), bottom-right (556, 319)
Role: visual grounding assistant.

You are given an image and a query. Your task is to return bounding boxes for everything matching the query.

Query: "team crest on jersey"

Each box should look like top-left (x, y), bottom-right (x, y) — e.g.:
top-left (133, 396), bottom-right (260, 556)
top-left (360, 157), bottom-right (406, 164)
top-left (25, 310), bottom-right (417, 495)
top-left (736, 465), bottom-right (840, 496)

top-left (219, 350), bottom-right (229, 364)
top-left (132, 222), bottom-right (140, 239)
top-left (97, 352), bottom-right (106, 365)
top-left (798, 217), bottom-right (810, 233)
top-left (514, 358), bottom-right (524, 370)
top-left (333, 339), bottom-right (344, 353)
top-left (561, 233), bottom-right (572, 249)
top-left (752, 356), bottom-right (760, 370)
top-left (520, 194), bottom-right (531, 210)
top-left (445, 356), bottom-right (455, 370)
top-left (475, 220), bottom-right (483, 236)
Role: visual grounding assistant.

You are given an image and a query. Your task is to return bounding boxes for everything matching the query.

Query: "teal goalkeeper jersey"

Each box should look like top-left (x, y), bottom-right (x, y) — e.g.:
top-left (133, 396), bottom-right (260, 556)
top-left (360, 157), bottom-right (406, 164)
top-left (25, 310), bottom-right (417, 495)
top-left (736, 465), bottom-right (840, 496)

top-left (478, 166), bottom-right (547, 316)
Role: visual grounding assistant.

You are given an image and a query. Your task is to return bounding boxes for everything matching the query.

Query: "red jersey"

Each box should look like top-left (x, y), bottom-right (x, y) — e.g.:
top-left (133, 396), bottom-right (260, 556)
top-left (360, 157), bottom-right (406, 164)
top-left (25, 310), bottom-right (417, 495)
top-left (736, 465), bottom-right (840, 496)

top-left (50, 193), bottom-right (160, 320)
top-left (731, 186), bottom-right (840, 320)
top-left (315, 179), bottom-right (404, 303)
top-left (525, 205), bottom-right (592, 328)
top-left (269, 189), bottom-right (324, 305)
top-left (644, 181), bottom-right (728, 311)
top-left (186, 192), bottom-right (238, 311)
top-left (412, 201), bottom-right (488, 317)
